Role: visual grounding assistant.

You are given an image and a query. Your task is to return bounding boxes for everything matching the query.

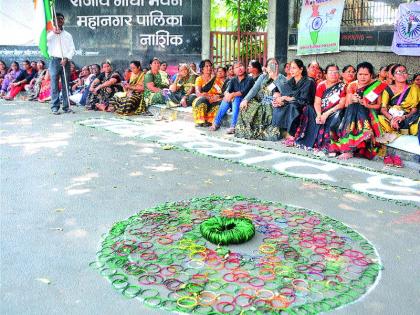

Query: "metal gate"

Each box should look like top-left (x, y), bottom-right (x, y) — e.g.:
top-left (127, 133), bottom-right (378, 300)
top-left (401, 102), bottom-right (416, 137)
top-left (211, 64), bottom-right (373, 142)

top-left (210, 31), bottom-right (267, 67)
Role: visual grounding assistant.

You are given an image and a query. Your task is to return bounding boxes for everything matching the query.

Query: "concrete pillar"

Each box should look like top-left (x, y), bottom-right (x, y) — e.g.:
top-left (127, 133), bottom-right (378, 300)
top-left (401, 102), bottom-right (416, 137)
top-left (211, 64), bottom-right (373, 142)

top-left (202, 0), bottom-right (211, 59)
top-left (267, 0), bottom-right (277, 59)
top-left (267, 0), bottom-right (289, 63)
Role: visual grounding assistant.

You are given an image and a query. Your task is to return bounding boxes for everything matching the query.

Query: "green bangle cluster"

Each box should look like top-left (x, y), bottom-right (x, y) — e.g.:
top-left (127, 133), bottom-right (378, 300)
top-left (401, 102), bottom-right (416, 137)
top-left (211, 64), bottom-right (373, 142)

top-left (200, 216), bottom-right (255, 245)
top-left (92, 195), bottom-right (382, 315)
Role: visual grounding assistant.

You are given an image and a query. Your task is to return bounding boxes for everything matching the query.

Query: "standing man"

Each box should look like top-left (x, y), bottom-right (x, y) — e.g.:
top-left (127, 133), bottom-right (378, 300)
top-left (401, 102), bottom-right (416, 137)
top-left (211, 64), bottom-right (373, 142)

top-left (47, 12), bottom-right (75, 115)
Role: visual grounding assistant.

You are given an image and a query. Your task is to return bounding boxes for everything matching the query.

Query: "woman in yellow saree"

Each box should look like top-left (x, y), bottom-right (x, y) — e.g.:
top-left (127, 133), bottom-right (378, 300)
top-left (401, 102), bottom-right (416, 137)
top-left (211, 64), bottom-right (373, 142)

top-left (192, 60), bottom-right (225, 127)
top-left (109, 60), bottom-right (145, 115)
top-left (379, 64), bottom-right (419, 137)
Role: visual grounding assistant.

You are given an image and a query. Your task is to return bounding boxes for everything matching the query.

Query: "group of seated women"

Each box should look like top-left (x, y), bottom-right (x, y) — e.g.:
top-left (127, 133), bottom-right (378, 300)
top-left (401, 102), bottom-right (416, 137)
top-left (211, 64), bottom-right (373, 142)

top-left (2, 57), bottom-right (418, 164)
top-left (234, 59), bottom-right (419, 164)
top-left (0, 59), bottom-right (80, 102)
top-left (186, 58), bottom-right (418, 164)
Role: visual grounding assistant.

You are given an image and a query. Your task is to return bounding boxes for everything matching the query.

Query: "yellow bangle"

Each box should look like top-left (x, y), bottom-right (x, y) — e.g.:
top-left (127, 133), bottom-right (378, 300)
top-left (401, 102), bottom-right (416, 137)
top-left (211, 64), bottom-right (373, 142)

top-left (176, 296), bottom-right (197, 309)
top-left (259, 244), bottom-right (277, 254)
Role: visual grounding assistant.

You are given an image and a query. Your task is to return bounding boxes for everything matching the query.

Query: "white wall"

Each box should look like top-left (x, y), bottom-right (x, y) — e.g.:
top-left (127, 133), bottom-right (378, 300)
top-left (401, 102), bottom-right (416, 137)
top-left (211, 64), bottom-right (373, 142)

top-left (0, 0), bottom-right (37, 46)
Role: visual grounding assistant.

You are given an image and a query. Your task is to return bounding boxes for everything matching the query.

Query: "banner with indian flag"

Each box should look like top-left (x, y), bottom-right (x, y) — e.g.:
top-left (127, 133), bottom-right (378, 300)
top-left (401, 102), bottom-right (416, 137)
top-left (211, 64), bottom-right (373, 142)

top-left (297, 0), bottom-right (345, 55)
top-left (34, 0), bottom-right (54, 58)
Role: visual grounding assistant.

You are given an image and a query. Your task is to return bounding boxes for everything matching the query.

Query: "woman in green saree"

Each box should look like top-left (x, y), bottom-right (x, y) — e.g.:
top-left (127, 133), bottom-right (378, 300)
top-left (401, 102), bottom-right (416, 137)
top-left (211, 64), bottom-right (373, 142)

top-left (166, 63), bottom-right (196, 108)
top-left (143, 57), bottom-right (170, 108)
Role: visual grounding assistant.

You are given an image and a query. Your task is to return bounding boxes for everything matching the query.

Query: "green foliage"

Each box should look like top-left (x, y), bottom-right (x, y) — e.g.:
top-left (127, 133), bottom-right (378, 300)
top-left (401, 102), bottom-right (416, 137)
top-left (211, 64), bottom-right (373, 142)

top-left (211, 0), bottom-right (268, 31)
top-left (225, 0), bottom-right (268, 32)
top-left (211, 0), bottom-right (235, 30)
top-left (240, 40), bottom-right (264, 62)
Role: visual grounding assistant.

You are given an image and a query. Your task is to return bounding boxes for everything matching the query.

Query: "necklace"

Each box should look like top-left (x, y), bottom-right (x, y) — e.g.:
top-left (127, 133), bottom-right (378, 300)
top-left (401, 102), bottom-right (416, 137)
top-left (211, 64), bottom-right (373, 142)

top-left (392, 83), bottom-right (407, 95)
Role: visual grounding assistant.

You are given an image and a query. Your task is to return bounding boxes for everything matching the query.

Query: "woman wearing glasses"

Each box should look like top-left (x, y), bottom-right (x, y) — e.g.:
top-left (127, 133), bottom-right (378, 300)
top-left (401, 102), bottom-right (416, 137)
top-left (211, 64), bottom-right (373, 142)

top-left (294, 64), bottom-right (346, 151)
top-left (379, 64), bottom-right (419, 137)
top-left (235, 58), bottom-right (287, 140)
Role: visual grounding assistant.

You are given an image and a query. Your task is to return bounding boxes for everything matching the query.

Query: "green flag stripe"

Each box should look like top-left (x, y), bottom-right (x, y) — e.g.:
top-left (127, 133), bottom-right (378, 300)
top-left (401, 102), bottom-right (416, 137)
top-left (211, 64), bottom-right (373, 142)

top-left (363, 81), bottom-right (381, 96)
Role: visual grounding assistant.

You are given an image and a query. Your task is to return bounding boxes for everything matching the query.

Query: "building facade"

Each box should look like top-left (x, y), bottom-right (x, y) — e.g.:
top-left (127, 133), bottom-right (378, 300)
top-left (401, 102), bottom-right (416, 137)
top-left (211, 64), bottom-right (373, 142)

top-left (285, 0), bottom-right (419, 74)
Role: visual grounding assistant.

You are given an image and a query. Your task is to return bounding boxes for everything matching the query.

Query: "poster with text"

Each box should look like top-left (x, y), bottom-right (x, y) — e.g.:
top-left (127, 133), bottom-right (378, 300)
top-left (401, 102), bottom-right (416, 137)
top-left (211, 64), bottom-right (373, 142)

top-left (392, 2), bottom-right (420, 56)
top-left (297, 0), bottom-right (345, 56)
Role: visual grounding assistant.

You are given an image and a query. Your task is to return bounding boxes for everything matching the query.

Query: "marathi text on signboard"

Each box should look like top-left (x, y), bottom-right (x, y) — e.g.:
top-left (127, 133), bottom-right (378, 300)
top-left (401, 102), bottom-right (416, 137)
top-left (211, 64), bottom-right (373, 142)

top-left (70, 0), bottom-right (185, 49)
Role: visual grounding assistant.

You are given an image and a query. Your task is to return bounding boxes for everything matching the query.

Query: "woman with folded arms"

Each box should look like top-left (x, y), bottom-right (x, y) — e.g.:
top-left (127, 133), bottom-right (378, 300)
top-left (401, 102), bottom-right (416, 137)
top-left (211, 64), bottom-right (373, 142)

top-left (268, 59), bottom-right (316, 143)
top-left (87, 61), bottom-right (122, 111)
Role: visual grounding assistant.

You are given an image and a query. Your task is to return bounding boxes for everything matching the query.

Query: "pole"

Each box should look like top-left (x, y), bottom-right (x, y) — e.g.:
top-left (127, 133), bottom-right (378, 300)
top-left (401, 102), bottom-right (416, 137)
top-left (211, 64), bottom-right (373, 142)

top-left (50, 2), bottom-right (71, 110)
top-left (237, 0), bottom-right (241, 62)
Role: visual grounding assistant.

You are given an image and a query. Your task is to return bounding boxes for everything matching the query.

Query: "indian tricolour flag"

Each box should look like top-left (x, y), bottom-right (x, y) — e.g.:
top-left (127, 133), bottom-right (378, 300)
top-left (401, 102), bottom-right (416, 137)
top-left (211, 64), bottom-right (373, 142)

top-left (363, 80), bottom-right (388, 103)
top-left (34, 0), bottom-right (54, 58)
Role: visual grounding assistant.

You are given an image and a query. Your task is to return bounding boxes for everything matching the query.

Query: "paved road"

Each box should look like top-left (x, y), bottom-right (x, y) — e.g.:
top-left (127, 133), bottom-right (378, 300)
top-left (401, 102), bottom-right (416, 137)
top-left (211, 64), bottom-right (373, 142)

top-left (1, 101), bottom-right (419, 315)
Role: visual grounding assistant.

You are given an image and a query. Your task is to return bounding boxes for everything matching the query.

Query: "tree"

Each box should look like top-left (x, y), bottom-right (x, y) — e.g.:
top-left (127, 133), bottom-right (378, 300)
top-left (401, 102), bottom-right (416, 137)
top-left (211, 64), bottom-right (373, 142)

top-left (211, 0), bottom-right (235, 31)
top-left (225, 0), bottom-right (268, 32)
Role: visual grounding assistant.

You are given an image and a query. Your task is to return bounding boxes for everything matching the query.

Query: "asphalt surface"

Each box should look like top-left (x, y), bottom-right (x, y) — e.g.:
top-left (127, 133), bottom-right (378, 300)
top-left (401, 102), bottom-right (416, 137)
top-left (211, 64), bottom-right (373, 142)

top-left (1, 100), bottom-right (419, 315)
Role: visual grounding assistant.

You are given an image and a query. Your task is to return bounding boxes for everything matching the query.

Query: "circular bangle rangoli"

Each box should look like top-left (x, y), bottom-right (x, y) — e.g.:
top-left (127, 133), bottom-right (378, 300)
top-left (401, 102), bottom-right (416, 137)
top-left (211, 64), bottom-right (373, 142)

top-left (200, 216), bottom-right (255, 245)
top-left (92, 196), bottom-right (382, 314)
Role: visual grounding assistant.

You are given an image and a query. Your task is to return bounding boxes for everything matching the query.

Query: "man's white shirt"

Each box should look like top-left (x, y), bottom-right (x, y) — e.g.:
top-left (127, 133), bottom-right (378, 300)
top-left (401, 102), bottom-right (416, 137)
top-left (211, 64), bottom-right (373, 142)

top-left (47, 29), bottom-right (75, 60)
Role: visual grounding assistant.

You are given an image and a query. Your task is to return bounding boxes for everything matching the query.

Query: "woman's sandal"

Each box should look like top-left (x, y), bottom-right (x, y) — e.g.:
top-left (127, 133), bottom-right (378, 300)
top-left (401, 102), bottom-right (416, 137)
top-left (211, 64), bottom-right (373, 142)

top-left (392, 155), bottom-right (403, 168)
top-left (283, 138), bottom-right (295, 147)
top-left (383, 155), bottom-right (393, 166)
top-left (337, 152), bottom-right (353, 160)
top-left (226, 127), bottom-right (235, 134)
top-left (96, 103), bottom-right (107, 111)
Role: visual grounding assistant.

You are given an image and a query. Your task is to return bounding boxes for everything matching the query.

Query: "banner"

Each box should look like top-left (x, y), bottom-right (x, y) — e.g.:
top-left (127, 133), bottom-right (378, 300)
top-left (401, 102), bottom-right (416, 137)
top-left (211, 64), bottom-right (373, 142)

top-left (392, 2), bottom-right (420, 56)
top-left (0, 0), bottom-right (202, 69)
top-left (297, 0), bottom-right (345, 56)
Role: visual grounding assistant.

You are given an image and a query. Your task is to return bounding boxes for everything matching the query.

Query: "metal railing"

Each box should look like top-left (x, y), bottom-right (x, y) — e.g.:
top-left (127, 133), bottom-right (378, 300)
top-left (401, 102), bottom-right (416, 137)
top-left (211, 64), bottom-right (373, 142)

top-left (210, 31), bottom-right (267, 67)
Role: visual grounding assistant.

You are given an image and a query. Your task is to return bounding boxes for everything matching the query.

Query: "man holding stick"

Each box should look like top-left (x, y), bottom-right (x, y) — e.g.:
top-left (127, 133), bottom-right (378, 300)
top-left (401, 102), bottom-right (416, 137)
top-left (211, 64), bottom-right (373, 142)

top-left (47, 12), bottom-right (75, 115)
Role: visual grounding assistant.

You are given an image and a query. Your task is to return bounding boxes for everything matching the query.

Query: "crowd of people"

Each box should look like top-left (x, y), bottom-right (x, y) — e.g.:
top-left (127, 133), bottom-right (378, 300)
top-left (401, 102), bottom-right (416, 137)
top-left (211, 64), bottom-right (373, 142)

top-left (0, 57), bottom-right (419, 166)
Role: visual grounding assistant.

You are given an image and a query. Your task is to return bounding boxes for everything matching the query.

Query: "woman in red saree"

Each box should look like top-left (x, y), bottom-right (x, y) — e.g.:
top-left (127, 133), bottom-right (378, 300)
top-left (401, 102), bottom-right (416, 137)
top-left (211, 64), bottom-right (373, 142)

top-left (294, 64), bottom-right (346, 151)
top-left (330, 62), bottom-right (387, 160)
